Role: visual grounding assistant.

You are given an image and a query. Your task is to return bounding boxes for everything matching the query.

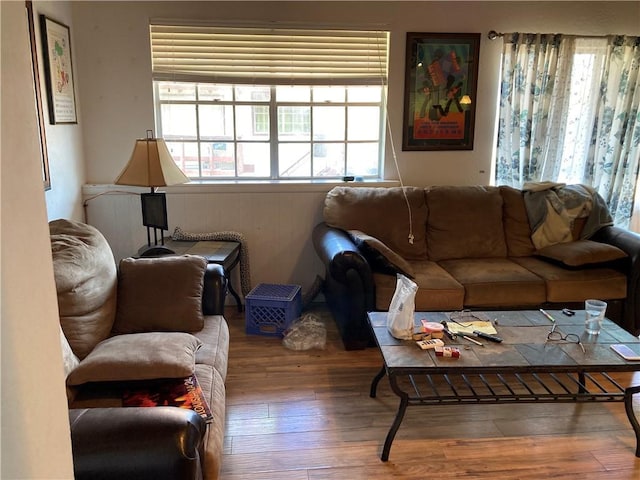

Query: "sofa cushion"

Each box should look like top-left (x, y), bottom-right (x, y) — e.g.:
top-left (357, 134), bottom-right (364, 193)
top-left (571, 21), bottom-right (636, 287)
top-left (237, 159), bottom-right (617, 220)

top-left (66, 332), bottom-right (202, 386)
top-left (426, 186), bottom-right (508, 261)
top-left (512, 257), bottom-right (627, 302)
top-left (323, 186), bottom-right (428, 260)
top-left (373, 260), bottom-right (464, 311)
top-left (439, 258), bottom-right (547, 307)
top-left (535, 239), bottom-right (627, 267)
top-left (113, 255), bottom-right (207, 334)
top-left (500, 186), bottom-right (536, 257)
top-left (50, 219), bottom-right (117, 360)
top-left (192, 315), bottom-right (230, 381)
top-left (348, 230), bottom-right (415, 278)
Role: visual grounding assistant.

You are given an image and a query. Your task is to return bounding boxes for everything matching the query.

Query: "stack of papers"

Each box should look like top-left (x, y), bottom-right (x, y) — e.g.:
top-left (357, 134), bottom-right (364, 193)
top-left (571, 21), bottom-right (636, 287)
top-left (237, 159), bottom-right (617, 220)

top-left (445, 320), bottom-right (498, 336)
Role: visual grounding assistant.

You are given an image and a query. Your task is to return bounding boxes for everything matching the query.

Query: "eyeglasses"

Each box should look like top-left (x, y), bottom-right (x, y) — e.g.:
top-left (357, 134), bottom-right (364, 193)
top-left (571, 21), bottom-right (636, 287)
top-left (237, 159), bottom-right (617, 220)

top-left (546, 324), bottom-right (585, 353)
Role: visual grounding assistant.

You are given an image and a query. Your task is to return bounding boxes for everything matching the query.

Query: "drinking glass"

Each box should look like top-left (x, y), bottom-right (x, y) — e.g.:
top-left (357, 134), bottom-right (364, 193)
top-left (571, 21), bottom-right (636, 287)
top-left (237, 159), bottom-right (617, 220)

top-left (584, 299), bottom-right (607, 335)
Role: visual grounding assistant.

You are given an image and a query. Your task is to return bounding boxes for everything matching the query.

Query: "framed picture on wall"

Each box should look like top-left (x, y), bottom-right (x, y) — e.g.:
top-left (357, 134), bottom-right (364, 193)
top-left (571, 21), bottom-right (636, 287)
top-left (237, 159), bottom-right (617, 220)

top-left (402, 32), bottom-right (480, 151)
top-left (40, 14), bottom-right (77, 124)
top-left (26, 1), bottom-right (51, 189)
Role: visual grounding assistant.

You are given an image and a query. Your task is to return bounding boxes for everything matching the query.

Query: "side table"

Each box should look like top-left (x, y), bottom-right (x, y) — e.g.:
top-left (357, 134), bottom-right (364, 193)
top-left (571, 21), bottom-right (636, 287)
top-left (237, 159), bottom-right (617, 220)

top-left (138, 239), bottom-right (243, 312)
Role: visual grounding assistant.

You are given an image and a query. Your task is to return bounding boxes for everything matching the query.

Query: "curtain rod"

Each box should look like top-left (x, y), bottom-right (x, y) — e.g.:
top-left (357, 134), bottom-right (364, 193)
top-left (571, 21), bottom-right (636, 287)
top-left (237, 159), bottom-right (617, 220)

top-left (487, 30), bottom-right (618, 40)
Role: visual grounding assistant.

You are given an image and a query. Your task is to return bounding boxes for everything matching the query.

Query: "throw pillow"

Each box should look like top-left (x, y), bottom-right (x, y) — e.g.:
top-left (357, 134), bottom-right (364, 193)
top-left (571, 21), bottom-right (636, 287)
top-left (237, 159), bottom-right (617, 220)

top-left (348, 230), bottom-right (415, 278)
top-left (66, 332), bottom-right (202, 386)
top-left (535, 239), bottom-right (627, 267)
top-left (113, 255), bottom-right (207, 334)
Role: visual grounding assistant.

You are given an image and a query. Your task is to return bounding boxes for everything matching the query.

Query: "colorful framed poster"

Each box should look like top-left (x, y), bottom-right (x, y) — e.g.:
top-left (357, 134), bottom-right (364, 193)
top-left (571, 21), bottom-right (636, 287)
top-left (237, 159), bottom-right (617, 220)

top-left (402, 32), bottom-right (480, 151)
top-left (40, 14), bottom-right (77, 124)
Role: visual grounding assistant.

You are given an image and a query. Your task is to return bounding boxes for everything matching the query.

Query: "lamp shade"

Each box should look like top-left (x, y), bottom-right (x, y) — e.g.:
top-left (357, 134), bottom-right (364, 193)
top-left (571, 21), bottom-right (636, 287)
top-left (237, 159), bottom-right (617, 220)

top-left (115, 134), bottom-right (189, 187)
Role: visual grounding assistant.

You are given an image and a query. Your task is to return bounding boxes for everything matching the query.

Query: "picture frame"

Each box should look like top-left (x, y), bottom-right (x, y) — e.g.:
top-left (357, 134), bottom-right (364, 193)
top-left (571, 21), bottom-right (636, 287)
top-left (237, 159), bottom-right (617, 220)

top-left (26, 1), bottom-right (51, 189)
top-left (40, 14), bottom-right (77, 124)
top-left (402, 32), bottom-right (480, 151)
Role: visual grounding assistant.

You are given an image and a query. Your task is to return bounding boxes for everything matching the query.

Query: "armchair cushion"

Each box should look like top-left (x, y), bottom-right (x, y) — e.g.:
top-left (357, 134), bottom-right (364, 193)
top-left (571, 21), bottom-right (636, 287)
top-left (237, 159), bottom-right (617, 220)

top-left (66, 332), bottom-right (201, 386)
top-left (535, 239), bottom-right (627, 267)
top-left (113, 255), bottom-right (207, 334)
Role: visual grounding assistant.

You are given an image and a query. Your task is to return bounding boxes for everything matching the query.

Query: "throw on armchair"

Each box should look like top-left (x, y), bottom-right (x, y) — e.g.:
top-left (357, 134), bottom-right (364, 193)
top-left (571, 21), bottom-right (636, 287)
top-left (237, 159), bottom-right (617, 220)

top-left (50, 219), bottom-right (229, 480)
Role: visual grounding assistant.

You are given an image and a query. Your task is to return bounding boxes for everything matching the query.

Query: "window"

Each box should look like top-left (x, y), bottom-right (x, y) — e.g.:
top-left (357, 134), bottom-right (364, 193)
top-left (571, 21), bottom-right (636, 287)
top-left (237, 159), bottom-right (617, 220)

top-left (556, 38), bottom-right (608, 184)
top-left (150, 25), bottom-right (389, 181)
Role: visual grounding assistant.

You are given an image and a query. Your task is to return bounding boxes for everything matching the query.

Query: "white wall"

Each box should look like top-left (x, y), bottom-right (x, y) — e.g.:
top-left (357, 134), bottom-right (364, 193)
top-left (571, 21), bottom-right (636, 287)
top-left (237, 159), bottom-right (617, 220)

top-left (33, 1), bottom-right (86, 221)
top-left (1, 1), bottom-right (75, 478)
top-left (73, 1), bottom-right (640, 293)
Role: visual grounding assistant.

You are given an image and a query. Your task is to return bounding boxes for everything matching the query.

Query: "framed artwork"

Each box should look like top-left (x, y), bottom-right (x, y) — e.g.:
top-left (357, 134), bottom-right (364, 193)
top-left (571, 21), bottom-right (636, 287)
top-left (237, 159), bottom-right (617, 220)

top-left (40, 14), bottom-right (77, 124)
top-left (402, 32), bottom-right (480, 151)
top-left (26, 1), bottom-right (51, 189)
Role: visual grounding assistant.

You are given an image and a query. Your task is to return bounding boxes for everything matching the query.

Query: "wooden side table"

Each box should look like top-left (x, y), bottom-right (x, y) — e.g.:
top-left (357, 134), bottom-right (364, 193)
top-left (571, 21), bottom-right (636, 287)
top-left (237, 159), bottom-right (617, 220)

top-left (138, 239), bottom-right (243, 312)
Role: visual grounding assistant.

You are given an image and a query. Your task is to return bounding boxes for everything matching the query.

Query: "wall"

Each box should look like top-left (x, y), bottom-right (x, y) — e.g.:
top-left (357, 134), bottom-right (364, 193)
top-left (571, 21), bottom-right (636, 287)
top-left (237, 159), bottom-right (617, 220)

top-left (73, 1), bottom-right (640, 294)
top-left (1, 1), bottom-right (75, 478)
top-left (34, 1), bottom-right (86, 221)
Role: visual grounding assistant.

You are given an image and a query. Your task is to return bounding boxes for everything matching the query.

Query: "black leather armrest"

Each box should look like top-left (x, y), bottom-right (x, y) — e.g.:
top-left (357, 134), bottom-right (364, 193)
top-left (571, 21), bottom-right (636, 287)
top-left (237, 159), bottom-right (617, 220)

top-left (69, 407), bottom-right (205, 480)
top-left (312, 222), bottom-right (373, 287)
top-left (592, 225), bottom-right (640, 334)
top-left (203, 263), bottom-right (227, 315)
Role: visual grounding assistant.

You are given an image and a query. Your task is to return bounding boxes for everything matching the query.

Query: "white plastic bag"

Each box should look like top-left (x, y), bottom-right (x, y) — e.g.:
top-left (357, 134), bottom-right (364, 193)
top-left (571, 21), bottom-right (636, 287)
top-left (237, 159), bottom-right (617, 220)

top-left (282, 313), bottom-right (327, 350)
top-left (386, 273), bottom-right (418, 340)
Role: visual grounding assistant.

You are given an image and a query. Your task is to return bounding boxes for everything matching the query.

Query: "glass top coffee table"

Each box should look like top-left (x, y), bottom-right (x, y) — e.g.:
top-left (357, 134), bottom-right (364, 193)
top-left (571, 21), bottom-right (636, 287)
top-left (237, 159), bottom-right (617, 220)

top-left (367, 310), bottom-right (640, 461)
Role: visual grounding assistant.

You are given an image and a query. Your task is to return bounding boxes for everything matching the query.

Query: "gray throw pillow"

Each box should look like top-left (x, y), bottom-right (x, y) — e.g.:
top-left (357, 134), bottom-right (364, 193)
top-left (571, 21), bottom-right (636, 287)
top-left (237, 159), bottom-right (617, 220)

top-left (113, 255), bottom-right (207, 334)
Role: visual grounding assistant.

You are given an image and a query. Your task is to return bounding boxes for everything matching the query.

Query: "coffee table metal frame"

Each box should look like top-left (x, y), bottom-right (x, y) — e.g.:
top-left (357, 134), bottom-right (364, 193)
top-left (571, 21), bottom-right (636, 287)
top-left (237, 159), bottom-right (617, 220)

top-left (367, 310), bottom-right (640, 461)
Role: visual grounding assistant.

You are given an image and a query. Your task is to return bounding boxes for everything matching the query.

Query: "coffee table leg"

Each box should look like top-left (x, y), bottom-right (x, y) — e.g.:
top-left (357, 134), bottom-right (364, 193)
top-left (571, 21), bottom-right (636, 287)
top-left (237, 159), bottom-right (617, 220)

top-left (381, 376), bottom-right (409, 462)
top-left (624, 384), bottom-right (640, 457)
top-left (370, 365), bottom-right (386, 398)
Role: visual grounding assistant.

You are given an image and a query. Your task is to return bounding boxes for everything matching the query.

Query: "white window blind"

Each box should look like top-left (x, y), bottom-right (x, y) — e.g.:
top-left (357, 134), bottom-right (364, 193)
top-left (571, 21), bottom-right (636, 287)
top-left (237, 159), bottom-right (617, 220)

top-left (150, 24), bottom-right (389, 85)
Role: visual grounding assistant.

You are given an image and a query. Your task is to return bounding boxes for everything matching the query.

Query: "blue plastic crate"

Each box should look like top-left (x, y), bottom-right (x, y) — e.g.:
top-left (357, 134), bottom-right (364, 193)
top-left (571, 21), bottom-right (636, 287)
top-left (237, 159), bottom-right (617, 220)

top-left (245, 283), bottom-right (302, 336)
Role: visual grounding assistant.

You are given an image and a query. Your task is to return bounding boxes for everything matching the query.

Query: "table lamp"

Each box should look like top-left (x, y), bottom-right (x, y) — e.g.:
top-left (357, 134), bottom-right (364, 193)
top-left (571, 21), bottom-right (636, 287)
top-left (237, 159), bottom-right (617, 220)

top-left (115, 130), bottom-right (189, 255)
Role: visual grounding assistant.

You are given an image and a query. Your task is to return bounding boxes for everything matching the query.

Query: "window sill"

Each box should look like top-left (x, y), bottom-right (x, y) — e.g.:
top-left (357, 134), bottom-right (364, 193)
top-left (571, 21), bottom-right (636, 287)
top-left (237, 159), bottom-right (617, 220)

top-left (83, 179), bottom-right (399, 195)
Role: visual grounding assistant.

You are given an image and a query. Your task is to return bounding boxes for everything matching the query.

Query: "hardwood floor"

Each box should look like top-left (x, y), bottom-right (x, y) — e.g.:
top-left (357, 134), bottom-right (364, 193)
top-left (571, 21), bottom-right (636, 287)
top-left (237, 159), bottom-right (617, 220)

top-left (221, 305), bottom-right (640, 479)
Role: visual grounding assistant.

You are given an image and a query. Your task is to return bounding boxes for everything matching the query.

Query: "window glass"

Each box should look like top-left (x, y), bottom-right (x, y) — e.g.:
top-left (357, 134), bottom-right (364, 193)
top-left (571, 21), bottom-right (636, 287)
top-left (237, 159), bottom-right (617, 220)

top-left (199, 105), bottom-right (234, 140)
top-left (237, 143), bottom-right (270, 177)
top-left (155, 81), bottom-right (383, 180)
top-left (278, 106), bottom-right (310, 141)
top-left (279, 143), bottom-right (311, 177)
top-left (161, 104), bottom-right (197, 139)
top-left (347, 106), bottom-right (380, 141)
top-left (313, 86), bottom-right (346, 103)
top-left (313, 143), bottom-right (345, 176)
top-left (276, 86), bottom-right (311, 102)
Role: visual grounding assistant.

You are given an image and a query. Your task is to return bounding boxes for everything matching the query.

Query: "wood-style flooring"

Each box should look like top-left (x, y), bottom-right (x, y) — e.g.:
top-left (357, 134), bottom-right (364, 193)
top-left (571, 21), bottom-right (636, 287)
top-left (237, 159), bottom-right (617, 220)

top-left (221, 305), bottom-right (640, 479)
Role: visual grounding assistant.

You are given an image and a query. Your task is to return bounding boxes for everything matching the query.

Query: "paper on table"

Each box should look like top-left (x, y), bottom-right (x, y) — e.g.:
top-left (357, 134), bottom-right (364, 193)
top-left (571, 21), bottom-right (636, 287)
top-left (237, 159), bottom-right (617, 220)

top-left (446, 321), bottom-right (498, 336)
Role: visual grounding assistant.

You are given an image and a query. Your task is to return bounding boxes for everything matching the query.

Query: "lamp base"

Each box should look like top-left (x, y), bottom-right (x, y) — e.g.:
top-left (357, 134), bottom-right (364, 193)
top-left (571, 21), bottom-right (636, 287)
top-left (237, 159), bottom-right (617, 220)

top-left (138, 244), bottom-right (175, 257)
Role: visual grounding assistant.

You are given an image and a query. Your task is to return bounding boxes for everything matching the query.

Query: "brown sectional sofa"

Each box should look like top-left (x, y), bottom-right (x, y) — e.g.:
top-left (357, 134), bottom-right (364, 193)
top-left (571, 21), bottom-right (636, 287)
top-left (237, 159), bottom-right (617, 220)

top-left (313, 185), bottom-right (640, 350)
top-left (51, 219), bottom-right (228, 479)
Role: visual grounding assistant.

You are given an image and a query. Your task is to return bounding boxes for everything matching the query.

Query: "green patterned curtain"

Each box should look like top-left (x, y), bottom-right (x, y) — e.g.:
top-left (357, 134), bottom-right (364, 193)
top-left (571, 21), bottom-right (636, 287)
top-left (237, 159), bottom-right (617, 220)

top-left (495, 33), bottom-right (574, 187)
top-left (496, 33), bottom-right (640, 229)
top-left (584, 36), bottom-right (640, 228)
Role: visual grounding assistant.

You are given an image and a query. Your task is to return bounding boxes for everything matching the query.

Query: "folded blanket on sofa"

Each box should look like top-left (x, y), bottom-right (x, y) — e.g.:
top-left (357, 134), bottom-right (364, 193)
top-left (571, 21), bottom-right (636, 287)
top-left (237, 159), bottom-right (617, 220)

top-left (523, 182), bottom-right (613, 249)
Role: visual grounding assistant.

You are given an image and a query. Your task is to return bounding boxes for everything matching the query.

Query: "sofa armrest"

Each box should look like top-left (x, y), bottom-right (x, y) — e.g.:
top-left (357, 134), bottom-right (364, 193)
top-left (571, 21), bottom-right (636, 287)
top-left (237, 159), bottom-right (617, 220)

top-left (69, 407), bottom-right (205, 480)
top-left (313, 222), bottom-right (374, 288)
top-left (313, 223), bottom-right (375, 349)
top-left (203, 263), bottom-right (227, 315)
top-left (592, 226), bottom-right (640, 335)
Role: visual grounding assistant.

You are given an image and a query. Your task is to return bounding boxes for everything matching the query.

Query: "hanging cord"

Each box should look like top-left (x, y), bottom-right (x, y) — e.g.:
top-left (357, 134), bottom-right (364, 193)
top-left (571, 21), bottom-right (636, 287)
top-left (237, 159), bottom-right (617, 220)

top-left (377, 31), bottom-right (414, 244)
